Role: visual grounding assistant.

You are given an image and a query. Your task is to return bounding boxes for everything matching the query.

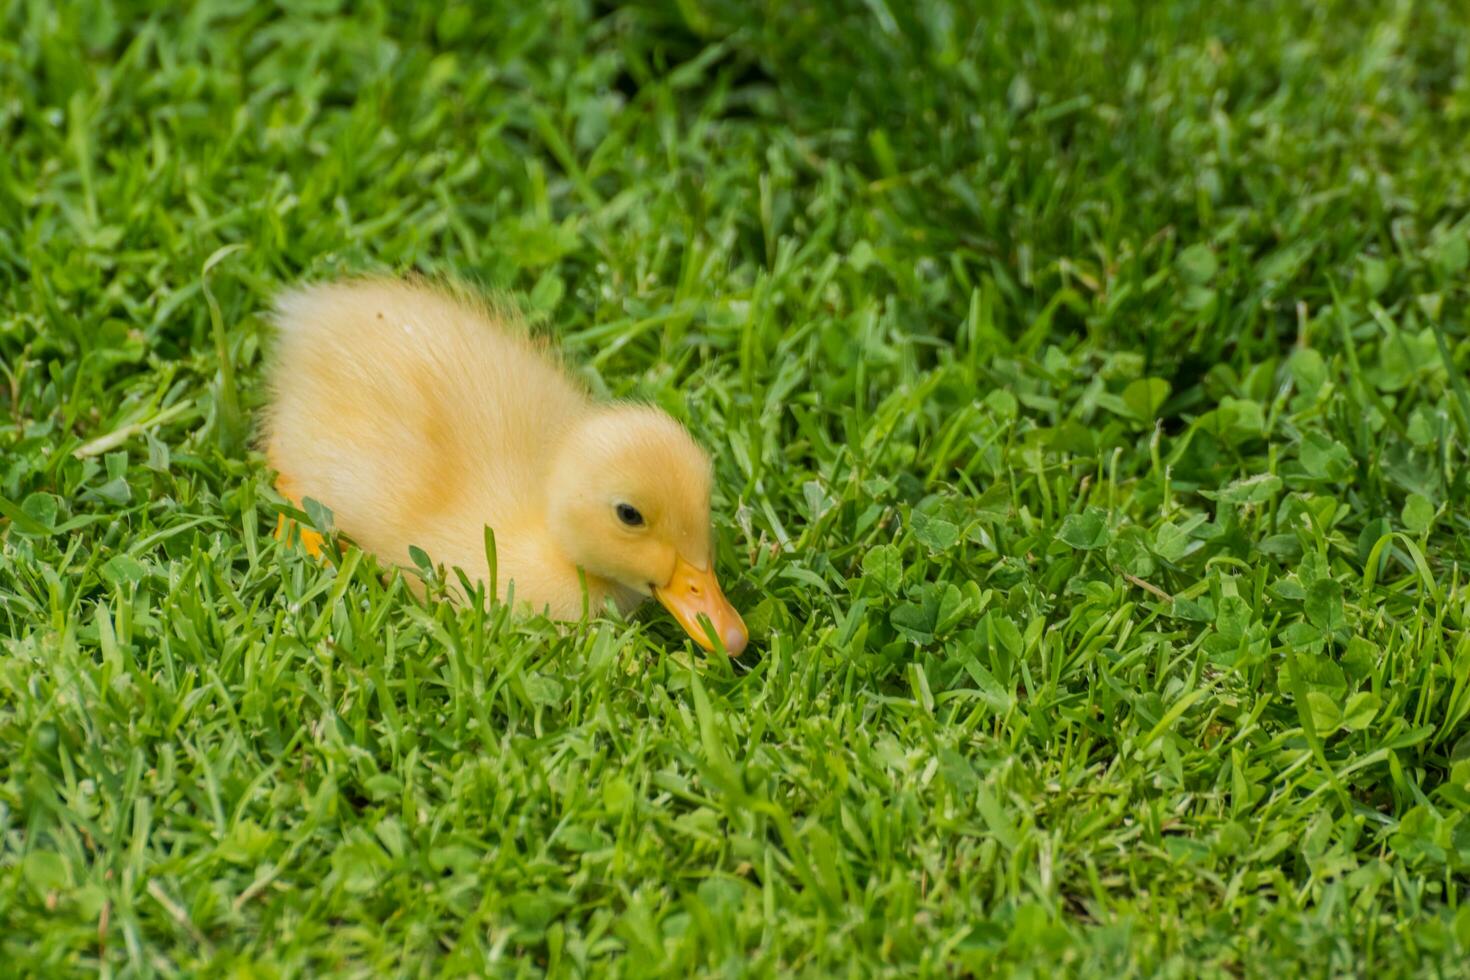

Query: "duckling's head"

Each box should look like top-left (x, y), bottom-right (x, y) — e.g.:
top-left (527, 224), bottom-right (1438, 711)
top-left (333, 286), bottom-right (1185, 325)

top-left (546, 405), bottom-right (748, 655)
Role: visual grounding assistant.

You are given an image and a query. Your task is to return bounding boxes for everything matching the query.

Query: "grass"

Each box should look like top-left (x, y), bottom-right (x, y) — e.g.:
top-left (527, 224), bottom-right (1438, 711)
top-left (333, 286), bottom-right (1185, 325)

top-left (3, 0), bottom-right (1470, 974)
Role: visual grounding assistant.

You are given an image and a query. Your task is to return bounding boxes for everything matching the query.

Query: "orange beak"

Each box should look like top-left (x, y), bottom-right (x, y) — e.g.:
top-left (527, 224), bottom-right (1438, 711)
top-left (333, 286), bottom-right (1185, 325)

top-left (654, 556), bottom-right (748, 655)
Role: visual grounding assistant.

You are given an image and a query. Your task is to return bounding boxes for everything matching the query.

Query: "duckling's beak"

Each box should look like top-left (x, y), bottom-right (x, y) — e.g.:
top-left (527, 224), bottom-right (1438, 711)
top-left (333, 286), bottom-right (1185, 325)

top-left (654, 556), bottom-right (748, 656)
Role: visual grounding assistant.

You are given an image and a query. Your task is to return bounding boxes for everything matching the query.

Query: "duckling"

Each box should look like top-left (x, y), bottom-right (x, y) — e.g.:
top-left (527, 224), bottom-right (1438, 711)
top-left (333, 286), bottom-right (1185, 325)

top-left (261, 277), bottom-right (748, 655)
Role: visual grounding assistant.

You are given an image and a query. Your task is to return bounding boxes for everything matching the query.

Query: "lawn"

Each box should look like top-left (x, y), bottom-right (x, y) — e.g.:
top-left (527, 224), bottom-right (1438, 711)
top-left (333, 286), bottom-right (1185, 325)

top-left (3, 0), bottom-right (1470, 975)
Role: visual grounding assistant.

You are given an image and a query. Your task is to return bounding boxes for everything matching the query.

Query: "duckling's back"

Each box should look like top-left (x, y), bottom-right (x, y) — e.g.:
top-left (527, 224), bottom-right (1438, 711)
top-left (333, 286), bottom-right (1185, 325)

top-left (263, 278), bottom-right (589, 571)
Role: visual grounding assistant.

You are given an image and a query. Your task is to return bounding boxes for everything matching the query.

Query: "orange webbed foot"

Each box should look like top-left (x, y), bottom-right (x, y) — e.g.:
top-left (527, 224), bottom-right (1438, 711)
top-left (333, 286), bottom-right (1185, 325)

top-left (273, 472), bottom-right (326, 558)
top-left (274, 510), bottom-right (326, 557)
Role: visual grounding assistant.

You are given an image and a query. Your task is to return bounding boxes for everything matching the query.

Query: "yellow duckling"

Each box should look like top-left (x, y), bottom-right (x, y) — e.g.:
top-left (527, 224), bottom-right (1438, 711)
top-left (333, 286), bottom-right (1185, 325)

top-left (261, 277), bottom-right (748, 655)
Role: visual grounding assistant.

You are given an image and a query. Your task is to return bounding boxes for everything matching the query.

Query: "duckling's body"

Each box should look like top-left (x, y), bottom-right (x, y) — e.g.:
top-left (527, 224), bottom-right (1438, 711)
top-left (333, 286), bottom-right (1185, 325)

top-left (266, 279), bottom-right (643, 616)
top-left (262, 279), bottom-right (747, 654)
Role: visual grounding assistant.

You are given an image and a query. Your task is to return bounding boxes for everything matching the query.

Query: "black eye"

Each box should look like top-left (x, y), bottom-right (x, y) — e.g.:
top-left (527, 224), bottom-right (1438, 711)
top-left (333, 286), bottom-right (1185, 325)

top-left (616, 503), bottom-right (645, 527)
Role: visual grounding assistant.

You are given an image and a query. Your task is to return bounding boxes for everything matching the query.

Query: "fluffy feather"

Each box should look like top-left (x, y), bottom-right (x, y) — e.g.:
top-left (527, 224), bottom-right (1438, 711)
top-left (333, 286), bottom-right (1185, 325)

top-left (261, 277), bottom-right (746, 653)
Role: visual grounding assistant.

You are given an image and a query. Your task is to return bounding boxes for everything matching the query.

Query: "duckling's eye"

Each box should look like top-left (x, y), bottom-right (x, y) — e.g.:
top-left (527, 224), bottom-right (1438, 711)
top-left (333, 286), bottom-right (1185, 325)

top-left (615, 503), bottom-right (645, 527)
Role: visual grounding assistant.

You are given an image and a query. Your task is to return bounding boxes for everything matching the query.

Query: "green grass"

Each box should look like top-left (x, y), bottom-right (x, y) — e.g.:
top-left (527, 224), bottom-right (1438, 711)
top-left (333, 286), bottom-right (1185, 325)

top-left (3, 0), bottom-right (1470, 974)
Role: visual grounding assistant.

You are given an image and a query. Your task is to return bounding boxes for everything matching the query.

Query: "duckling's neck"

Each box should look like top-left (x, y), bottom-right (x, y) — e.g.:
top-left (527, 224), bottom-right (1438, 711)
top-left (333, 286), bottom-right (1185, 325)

top-left (461, 504), bottom-right (616, 618)
top-left (534, 409), bottom-right (650, 617)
